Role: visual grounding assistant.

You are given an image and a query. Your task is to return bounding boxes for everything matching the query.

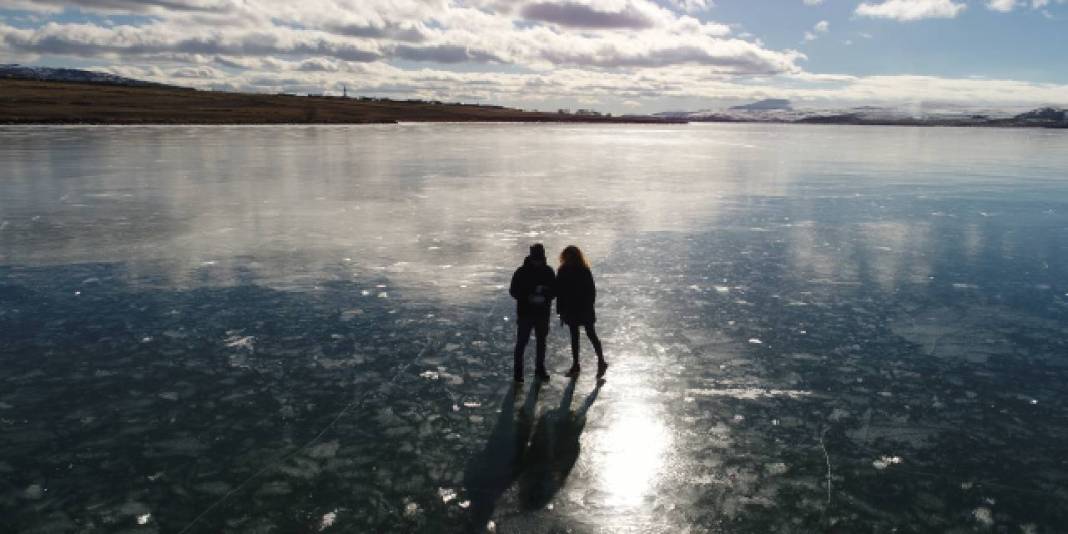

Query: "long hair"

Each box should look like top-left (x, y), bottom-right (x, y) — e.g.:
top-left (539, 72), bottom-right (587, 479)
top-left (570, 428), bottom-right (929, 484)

top-left (559, 245), bottom-right (590, 269)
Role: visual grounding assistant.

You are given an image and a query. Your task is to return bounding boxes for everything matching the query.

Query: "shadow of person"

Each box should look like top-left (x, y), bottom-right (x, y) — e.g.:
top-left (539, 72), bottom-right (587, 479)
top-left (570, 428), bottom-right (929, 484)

top-left (518, 378), bottom-right (603, 511)
top-left (462, 380), bottom-right (542, 532)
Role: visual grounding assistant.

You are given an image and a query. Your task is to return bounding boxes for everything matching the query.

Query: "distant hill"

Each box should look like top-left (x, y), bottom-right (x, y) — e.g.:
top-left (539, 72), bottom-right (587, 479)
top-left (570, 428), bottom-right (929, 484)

top-left (656, 102), bottom-right (1067, 129)
top-left (1012, 107), bottom-right (1067, 124)
top-left (0, 64), bottom-right (177, 88)
top-left (0, 77), bottom-right (684, 125)
top-left (797, 107), bottom-right (1067, 128)
top-left (729, 99), bottom-right (792, 112)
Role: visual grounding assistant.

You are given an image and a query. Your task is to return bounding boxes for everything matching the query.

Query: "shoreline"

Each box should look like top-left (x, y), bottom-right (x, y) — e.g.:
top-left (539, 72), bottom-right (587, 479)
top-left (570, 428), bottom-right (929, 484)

top-left (3, 79), bottom-right (1063, 128)
top-left (5, 118), bottom-right (1063, 130)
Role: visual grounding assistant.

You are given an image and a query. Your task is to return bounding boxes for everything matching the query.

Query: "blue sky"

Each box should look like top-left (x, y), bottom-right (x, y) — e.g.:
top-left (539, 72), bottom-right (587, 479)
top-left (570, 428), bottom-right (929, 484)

top-left (719, 1), bottom-right (1067, 83)
top-left (1, 0), bottom-right (1066, 113)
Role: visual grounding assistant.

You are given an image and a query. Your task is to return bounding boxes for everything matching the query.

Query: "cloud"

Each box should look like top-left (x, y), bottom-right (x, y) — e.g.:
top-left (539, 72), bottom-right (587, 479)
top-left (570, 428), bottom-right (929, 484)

top-left (855, 0), bottom-right (966, 21)
top-left (803, 19), bottom-right (829, 41)
top-left (987, 0), bottom-right (1018, 10)
top-left (392, 44), bottom-right (504, 63)
top-left (296, 57), bottom-right (340, 72)
top-left (0, 1), bottom-right (788, 73)
top-left (668, 0), bottom-right (713, 13)
top-left (803, 0), bottom-right (825, 5)
top-left (525, 23), bottom-right (801, 72)
top-left (519, 1), bottom-right (657, 29)
top-left (324, 22), bottom-right (429, 42)
top-left (8, 0), bottom-right (235, 14)
top-left (857, 0), bottom-right (1064, 17)
top-left (1, 0), bottom-right (1064, 112)
top-left (170, 65), bottom-right (221, 77)
top-left (0, 21), bottom-right (385, 62)
top-left (815, 74), bottom-right (1068, 107)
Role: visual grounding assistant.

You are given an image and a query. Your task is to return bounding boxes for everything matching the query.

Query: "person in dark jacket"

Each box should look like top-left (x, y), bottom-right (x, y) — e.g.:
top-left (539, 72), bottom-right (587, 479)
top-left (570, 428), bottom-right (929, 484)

top-left (509, 244), bottom-right (556, 382)
top-left (555, 245), bottom-right (607, 378)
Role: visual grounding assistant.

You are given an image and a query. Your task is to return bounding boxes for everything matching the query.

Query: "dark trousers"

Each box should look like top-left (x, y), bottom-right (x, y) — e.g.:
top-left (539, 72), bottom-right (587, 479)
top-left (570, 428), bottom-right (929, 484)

top-left (514, 315), bottom-right (549, 377)
top-left (567, 323), bottom-right (604, 365)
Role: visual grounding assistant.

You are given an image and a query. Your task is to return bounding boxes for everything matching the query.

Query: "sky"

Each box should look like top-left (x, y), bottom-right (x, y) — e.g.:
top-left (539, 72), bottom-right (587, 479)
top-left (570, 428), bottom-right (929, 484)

top-left (1, 0), bottom-right (1066, 113)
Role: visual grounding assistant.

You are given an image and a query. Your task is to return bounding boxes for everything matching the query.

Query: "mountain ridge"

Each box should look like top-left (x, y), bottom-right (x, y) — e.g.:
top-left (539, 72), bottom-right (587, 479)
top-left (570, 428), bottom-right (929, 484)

top-left (656, 99), bottom-right (1068, 128)
top-left (0, 64), bottom-right (180, 89)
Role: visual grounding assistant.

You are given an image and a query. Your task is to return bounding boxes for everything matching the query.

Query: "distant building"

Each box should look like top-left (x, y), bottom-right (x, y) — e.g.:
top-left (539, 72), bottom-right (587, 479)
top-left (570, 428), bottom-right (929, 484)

top-left (558, 108), bottom-right (570, 114)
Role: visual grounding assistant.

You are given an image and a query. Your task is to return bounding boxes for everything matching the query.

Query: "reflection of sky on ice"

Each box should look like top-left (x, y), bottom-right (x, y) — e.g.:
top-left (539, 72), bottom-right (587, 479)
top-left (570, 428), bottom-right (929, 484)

top-left (2, 124), bottom-right (1068, 532)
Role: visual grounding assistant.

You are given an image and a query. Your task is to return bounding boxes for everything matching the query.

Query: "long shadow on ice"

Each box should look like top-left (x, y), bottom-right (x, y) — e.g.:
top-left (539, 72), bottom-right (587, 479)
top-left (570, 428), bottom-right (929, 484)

top-left (518, 378), bottom-right (602, 512)
top-left (461, 378), bottom-right (602, 531)
top-left (463, 381), bottom-right (542, 532)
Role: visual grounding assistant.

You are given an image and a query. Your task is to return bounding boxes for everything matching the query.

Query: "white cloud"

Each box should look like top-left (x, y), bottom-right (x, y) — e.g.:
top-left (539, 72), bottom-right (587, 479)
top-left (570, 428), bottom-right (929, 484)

top-left (987, 0), bottom-right (1018, 11)
top-left (987, 0), bottom-right (1067, 12)
top-left (669, 0), bottom-right (713, 13)
top-left (803, 0), bottom-right (825, 5)
top-left (803, 19), bottom-right (829, 41)
top-left (1, 0), bottom-right (1065, 112)
top-left (0, 1), bottom-right (794, 73)
top-left (855, 0), bottom-right (967, 21)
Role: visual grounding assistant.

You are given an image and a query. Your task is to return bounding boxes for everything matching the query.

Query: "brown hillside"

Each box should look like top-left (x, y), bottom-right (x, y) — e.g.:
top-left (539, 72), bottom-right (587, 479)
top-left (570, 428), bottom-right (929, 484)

top-left (0, 79), bottom-right (678, 125)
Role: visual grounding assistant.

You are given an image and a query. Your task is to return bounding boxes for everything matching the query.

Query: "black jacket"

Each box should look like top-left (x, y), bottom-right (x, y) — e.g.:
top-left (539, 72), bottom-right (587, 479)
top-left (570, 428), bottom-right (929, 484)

top-left (555, 264), bottom-right (596, 325)
top-left (509, 257), bottom-right (556, 318)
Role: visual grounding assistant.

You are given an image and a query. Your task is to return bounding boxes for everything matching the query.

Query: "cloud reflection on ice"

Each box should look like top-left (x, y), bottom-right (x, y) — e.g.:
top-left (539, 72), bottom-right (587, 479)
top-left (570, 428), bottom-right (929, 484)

top-left (3, 124), bottom-right (1068, 532)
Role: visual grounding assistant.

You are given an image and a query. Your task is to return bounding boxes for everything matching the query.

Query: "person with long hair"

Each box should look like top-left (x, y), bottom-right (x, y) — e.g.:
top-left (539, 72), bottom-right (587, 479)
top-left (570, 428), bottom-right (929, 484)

top-left (554, 245), bottom-right (607, 378)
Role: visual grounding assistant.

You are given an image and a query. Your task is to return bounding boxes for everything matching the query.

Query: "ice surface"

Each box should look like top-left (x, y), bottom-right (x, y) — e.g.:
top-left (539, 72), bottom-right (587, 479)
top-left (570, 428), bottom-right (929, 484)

top-left (685, 387), bottom-right (811, 400)
top-left (438, 487), bottom-right (458, 504)
top-left (872, 455), bottom-right (904, 470)
top-left (23, 484), bottom-right (43, 500)
top-left (973, 506), bottom-right (994, 526)
top-left (2, 124), bottom-right (1068, 533)
top-left (318, 510), bottom-right (337, 531)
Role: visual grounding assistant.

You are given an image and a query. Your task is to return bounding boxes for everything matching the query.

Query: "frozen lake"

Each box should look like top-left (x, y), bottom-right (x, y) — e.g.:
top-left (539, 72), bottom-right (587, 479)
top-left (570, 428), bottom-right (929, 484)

top-left (2, 123), bottom-right (1068, 532)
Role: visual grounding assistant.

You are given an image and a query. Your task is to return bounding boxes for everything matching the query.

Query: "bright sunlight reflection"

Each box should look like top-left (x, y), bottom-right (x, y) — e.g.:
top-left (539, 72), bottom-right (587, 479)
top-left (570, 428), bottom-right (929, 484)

top-left (592, 399), bottom-right (671, 508)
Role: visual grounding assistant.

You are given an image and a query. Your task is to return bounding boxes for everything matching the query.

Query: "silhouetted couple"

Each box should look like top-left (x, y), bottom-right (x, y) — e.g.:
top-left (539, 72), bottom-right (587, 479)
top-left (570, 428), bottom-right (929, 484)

top-left (509, 243), bottom-right (607, 382)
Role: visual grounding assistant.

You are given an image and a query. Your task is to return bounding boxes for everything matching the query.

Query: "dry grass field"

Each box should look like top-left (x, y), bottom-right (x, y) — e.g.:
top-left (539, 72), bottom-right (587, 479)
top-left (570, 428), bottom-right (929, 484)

top-left (0, 79), bottom-right (680, 125)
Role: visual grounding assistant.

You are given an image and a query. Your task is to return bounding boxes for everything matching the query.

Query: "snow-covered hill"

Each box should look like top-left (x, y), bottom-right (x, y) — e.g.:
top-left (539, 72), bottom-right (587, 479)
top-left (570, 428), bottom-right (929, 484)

top-left (655, 100), bottom-right (1067, 128)
top-left (0, 64), bottom-right (168, 88)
